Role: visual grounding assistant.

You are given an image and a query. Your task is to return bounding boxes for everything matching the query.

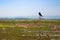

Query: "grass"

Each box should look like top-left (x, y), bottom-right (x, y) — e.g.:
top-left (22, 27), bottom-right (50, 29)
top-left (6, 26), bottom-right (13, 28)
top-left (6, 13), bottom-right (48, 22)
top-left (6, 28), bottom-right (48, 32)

top-left (0, 20), bottom-right (60, 40)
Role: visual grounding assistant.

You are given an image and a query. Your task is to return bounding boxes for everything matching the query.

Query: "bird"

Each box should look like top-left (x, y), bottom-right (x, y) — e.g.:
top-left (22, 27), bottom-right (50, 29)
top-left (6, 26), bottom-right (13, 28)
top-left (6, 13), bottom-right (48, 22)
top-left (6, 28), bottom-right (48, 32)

top-left (38, 12), bottom-right (43, 17)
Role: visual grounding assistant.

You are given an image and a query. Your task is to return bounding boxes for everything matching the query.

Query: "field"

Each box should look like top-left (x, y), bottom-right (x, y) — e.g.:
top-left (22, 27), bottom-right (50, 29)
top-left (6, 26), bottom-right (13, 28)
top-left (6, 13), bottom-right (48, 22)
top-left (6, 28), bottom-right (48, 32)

top-left (0, 20), bottom-right (60, 40)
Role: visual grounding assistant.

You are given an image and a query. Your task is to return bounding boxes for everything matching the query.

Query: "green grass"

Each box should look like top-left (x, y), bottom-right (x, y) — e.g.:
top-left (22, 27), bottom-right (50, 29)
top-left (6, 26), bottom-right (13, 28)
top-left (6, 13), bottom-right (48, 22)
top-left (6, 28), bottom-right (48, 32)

top-left (0, 20), bottom-right (60, 40)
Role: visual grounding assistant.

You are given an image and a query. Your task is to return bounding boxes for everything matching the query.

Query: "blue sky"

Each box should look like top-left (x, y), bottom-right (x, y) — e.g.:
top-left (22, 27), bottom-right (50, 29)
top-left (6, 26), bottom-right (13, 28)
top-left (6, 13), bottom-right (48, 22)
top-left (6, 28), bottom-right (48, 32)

top-left (0, 0), bottom-right (60, 19)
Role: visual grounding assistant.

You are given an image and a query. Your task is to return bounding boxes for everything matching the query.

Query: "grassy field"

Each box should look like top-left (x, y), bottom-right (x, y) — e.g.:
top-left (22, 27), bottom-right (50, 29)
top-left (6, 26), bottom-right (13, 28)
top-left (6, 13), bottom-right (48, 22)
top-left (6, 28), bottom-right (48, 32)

top-left (0, 20), bottom-right (60, 40)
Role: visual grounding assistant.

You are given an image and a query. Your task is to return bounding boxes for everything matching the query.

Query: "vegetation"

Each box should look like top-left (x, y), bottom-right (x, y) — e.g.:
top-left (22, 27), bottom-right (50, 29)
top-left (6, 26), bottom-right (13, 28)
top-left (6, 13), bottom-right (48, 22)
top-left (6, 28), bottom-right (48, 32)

top-left (0, 20), bottom-right (60, 40)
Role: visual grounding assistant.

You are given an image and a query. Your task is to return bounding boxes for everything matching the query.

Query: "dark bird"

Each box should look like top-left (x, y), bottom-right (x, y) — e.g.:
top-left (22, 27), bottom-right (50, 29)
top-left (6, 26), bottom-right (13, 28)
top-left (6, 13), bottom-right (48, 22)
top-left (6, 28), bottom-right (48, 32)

top-left (38, 12), bottom-right (43, 17)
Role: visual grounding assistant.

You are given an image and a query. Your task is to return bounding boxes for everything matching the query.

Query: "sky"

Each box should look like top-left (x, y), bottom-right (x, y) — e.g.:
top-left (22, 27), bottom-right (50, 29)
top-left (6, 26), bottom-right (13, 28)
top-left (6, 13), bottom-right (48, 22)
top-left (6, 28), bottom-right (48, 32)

top-left (0, 0), bottom-right (60, 19)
